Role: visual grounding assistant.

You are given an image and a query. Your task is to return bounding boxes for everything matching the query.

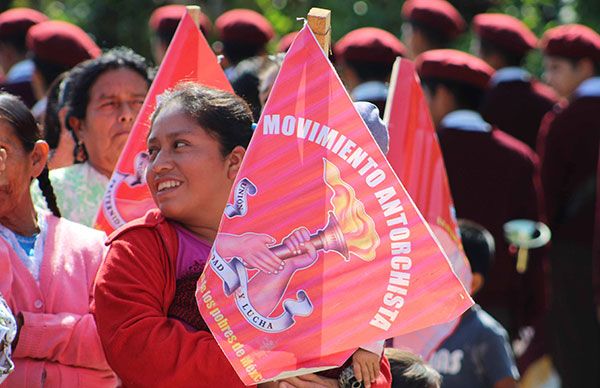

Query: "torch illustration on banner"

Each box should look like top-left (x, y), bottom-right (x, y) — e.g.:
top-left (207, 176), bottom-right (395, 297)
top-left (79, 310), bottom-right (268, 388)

top-left (209, 159), bottom-right (380, 333)
top-left (269, 160), bottom-right (379, 262)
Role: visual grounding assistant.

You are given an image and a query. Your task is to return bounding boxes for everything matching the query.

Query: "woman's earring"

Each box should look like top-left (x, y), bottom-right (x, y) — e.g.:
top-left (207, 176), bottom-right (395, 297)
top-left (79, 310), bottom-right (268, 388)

top-left (74, 140), bottom-right (86, 163)
top-left (0, 147), bottom-right (6, 173)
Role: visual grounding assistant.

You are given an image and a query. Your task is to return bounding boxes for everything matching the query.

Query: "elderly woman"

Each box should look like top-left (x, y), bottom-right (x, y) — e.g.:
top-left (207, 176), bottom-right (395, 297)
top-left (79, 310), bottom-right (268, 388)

top-left (32, 47), bottom-right (152, 226)
top-left (0, 93), bottom-right (116, 386)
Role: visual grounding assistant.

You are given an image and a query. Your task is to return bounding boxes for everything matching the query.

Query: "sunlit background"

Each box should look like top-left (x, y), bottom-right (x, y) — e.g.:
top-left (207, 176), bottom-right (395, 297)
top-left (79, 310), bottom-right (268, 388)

top-left (5, 0), bottom-right (599, 74)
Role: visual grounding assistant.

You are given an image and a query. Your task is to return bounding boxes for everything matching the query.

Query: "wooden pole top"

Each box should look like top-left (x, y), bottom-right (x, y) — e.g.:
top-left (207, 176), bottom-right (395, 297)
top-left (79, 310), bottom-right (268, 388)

top-left (186, 5), bottom-right (201, 29)
top-left (307, 7), bottom-right (331, 54)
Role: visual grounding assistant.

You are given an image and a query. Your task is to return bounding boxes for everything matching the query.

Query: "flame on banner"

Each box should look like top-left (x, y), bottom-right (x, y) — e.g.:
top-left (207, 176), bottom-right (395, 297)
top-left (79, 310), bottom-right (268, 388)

top-left (323, 159), bottom-right (380, 261)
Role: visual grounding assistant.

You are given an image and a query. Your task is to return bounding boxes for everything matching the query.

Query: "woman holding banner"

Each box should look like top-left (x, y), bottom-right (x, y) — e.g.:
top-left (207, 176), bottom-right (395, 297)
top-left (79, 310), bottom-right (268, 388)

top-left (93, 82), bottom-right (263, 387)
top-left (0, 93), bottom-right (116, 386)
top-left (93, 83), bottom-right (389, 387)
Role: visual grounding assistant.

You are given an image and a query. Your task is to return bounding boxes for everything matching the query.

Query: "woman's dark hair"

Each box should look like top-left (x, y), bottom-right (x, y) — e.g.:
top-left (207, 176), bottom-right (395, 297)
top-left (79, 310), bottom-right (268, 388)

top-left (0, 93), bottom-right (60, 217)
top-left (43, 72), bottom-right (69, 149)
top-left (150, 82), bottom-right (254, 156)
top-left (65, 47), bottom-right (154, 159)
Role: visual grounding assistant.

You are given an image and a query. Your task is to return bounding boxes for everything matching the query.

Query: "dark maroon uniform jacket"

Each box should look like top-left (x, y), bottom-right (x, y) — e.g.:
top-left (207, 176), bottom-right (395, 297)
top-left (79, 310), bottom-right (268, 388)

top-left (481, 76), bottom-right (557, 151)
top-left (536, 87), bottom-right (600, 388)
top-left (537, 95), bottom-right (600, 244)
top-left (438, 123), bottom-right (546, 336)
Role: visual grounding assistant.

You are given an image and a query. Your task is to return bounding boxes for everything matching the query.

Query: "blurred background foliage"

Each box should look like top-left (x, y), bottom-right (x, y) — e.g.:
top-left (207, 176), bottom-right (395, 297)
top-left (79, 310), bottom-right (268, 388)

top-left (4, 0), bottom-right (600, 75)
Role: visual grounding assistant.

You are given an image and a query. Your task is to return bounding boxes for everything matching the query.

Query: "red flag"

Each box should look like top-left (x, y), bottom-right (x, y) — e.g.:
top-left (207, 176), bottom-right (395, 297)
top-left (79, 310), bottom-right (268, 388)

top-left (384, 58), bottom-right (472, 358)
top-left (197, 25), bottom-right (472, 385)
top-left (94, 11), bottom-right (232, 233)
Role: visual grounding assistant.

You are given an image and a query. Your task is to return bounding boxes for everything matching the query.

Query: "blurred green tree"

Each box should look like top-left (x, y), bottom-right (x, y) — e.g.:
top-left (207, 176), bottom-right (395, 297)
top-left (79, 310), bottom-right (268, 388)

top-left (3, 0), bottom-right (597, 75)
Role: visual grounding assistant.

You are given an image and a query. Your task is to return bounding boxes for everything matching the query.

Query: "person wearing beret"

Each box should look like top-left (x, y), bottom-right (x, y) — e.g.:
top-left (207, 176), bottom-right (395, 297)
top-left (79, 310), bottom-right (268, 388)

top-left (474, 13), bottom-right (558, 151)
top-left (27, 20), bottom-right (101, 119)
top-left (149, 4), bottom-right (212, 64)
top-left (214, 9), bottom-right (274, 121)
top-left (0, 8), bottom-right (47, 108)
top-left (416, 49), bottom-right (547, 358)
top-left (335, 27), bottom-right (406, 115)
top-left (215, 9), bottom-right (274, 81)
top-left (401, 0), bottom-right (465, 59)
top-left (537, 24), bottom-right (600, 388)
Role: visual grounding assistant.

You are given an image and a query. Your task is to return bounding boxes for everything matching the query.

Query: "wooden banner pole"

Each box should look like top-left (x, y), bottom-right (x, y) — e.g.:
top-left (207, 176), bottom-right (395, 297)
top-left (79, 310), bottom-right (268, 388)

top-left (186, 5), bottom-right (201, 29)
top-left (307, 8), bottom-right (331, 54)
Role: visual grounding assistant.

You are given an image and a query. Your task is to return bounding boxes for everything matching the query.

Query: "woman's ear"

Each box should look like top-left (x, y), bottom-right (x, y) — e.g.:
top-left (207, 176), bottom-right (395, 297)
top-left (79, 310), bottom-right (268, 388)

top-left (68, 114), bottom-right (83, 142)
top-left (58, 106), bottom-right (69, 132)
top-left (226, 146), bottom-right (246, 180)
top-left (30, 140), bottom-right (49, 178)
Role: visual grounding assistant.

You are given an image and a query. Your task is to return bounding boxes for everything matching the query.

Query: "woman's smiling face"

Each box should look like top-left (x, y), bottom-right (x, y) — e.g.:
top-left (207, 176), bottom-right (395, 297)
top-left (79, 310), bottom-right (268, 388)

top-left (146, 104), bottom-right (241, 238)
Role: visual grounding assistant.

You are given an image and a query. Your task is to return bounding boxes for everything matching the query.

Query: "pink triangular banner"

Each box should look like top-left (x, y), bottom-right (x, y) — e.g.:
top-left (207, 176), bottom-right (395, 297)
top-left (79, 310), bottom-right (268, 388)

top-left (197, 25), bottom-right (472, 385)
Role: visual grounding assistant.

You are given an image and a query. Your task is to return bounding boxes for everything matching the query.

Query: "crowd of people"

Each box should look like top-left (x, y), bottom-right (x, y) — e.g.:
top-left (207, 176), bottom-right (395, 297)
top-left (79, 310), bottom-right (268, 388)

top-left (0, 0), bottom-right (598, 387)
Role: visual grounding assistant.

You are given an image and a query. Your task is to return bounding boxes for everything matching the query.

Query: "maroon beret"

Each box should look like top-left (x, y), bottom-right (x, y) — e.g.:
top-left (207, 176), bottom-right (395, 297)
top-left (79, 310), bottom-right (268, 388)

top-left (216, 9), bottom-right (274, 45)
top-left (416, 49), bottom-right (494, 90)
top-left (27, 21), bottom-right (101, 68)
top-left (0, 8), bottom-right (47, 40)
top-left (541, 24), bottom-right (600, 63)
top-left (149, 5), bottom-right (212, 38)
top-left (402, 0), bottom-right (465, 40)
top-left (278, 32), bottom-right (297, 53)
top-left (334, 27), bottom-right (406, 65)
top-left (473, 13), bottom-right (537, 56)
